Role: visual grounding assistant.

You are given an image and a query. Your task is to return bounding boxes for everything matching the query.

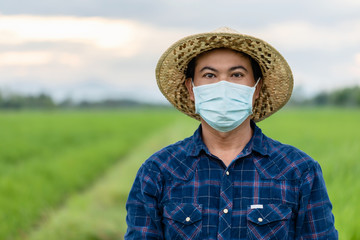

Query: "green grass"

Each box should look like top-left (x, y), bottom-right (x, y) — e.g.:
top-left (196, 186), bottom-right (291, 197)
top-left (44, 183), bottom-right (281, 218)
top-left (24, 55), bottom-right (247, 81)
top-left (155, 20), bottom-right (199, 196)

top-left (24, 115), bottom-right (198, 240)
top-left (1, 108), bottom-right (359, 239)
top-left (0, 109), bottom-right (181, 240)
top-left (258, 107), bottom-right (360, 240)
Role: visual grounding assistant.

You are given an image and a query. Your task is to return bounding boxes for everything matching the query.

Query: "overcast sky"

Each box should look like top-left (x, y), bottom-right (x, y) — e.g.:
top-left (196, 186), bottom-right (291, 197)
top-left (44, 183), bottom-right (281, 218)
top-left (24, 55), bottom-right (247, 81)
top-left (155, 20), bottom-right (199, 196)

top-left (1, 0), bottom-right (360, 103)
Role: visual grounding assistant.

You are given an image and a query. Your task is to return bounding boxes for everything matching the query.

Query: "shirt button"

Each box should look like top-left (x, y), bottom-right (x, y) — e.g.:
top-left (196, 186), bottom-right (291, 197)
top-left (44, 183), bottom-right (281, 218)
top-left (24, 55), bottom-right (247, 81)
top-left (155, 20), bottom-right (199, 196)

top-left (258, 217), bottom-right (263, 222)
top-left (226, 171), bottom-right (230, 176)
top-left (223, 208), bottom-right (229, 214)
top-left (185, 217), bottom-right (191, 222)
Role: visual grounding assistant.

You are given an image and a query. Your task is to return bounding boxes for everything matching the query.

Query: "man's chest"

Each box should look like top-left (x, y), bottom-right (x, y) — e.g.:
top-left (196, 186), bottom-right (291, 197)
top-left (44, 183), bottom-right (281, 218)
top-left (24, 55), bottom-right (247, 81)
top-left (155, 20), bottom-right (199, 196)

top-left (159, 158), bottom-right (299, 239)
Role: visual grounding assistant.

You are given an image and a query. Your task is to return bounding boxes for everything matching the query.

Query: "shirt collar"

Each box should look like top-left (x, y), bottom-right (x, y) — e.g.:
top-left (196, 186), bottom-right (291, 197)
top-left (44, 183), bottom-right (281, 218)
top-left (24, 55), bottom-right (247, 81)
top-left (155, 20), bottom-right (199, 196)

top-left (249, 120), bottom-right (270, 156)
top-left (186, 121), bottom-right (270, 158)
top-left (186, 125), bottom-right (210, 157)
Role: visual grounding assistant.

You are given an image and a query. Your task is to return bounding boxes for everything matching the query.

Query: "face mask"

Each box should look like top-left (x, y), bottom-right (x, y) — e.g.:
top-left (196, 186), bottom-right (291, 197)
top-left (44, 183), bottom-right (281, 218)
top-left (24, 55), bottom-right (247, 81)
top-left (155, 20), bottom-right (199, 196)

top-left (193, 79), bottom-right (259, 132)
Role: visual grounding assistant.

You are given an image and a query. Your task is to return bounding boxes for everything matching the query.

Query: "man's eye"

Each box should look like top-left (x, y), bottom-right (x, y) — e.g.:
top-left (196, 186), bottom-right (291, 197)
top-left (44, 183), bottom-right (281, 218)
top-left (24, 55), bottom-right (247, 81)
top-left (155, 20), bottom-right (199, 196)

top-left (203, 73), bottom-right (215, 78)
top-left (232, 73), bottom-right (244, 78)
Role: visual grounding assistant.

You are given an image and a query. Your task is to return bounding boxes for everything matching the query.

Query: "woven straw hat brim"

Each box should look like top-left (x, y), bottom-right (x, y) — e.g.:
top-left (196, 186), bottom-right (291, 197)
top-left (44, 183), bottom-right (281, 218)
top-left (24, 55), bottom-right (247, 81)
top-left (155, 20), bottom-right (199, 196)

top-left (156, 28), bottom-right (293, 122)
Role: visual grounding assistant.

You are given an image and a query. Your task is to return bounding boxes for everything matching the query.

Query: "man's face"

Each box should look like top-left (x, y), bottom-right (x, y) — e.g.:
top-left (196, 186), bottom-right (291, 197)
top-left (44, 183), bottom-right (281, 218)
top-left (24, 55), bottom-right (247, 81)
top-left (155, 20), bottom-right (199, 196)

top-left (186, 48), bottom-right (261, 104)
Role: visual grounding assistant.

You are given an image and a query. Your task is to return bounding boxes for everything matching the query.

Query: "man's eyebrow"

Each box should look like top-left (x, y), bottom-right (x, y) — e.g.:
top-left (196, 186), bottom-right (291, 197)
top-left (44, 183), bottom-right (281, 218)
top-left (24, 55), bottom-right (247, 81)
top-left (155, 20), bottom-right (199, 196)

top-left (229, 66), bottom-right (248, 72)
top-left (199, 66), bottom-right (249, 73)
top-left (200, 66), bottom-right (218, 72)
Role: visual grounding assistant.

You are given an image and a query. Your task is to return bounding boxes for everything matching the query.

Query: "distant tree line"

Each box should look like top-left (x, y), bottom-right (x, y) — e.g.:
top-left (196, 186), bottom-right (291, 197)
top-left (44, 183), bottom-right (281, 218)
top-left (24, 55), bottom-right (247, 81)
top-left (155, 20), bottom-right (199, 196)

top-left (0, 92), bottom-right (55, 109)
top-left (0, 86), bottom-right (360, 109)
top-left (290, 86), bottom-right (360, 107)
top-left (0, 90), bottom-right (162, 110)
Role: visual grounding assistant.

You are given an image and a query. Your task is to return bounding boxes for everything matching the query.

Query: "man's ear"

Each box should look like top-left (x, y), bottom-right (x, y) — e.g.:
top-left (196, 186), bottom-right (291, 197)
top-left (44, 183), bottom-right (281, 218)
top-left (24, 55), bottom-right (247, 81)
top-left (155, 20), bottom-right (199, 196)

top-left (185, 78), bottom-right (195, 101)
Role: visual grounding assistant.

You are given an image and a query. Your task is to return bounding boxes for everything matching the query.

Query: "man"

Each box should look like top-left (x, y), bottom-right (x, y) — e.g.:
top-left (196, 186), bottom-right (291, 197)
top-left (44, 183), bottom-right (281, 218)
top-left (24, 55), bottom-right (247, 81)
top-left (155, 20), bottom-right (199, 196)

top-left (125, 27), bottom-right (338, 239)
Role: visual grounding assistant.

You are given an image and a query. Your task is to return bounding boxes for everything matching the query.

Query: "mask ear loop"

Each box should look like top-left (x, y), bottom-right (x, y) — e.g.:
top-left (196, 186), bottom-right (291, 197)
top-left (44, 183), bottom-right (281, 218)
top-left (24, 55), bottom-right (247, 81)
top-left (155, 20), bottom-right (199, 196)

top-left (253, 77), bottom-right (261, 88)
top-left (250, 77), bottom-right (262, 115)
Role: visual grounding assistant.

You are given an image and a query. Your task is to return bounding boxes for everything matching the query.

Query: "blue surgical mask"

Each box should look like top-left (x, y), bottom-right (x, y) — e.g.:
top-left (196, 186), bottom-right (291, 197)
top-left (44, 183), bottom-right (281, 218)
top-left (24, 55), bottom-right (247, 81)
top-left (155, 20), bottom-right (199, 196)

top-left (193, 79), bottom-right (260, 132)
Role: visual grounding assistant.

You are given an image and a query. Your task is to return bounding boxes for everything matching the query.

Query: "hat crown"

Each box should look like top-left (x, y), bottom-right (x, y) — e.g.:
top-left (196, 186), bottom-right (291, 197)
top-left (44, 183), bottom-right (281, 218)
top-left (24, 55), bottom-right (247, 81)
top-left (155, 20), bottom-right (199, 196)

top-left (212, 26), bottom-right (239, 34)
top-left (156, 27), bottom-right (294, 122)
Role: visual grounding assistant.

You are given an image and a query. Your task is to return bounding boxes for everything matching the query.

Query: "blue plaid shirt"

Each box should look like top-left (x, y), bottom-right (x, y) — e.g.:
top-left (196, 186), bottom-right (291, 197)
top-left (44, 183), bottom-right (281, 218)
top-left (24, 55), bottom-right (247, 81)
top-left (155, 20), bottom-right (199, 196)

top-left (125, 122), bottom-right (338, 239)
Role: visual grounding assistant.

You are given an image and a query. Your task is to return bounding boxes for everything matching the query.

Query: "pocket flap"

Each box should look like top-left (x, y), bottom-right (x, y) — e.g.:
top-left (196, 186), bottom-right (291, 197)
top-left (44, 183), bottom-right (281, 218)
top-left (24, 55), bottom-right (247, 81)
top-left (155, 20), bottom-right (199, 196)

top-left (247, 204), bottom-right (292, 225)
top-left (163, 203), bottom-right (202, 225)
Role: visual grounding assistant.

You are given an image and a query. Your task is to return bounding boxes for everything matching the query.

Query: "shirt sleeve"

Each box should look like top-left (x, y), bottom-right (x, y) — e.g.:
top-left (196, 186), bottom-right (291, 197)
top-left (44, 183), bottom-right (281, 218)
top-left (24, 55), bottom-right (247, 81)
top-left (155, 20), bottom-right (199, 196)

top-left (124, 162), bottom-right (164, 239)
top-left (296, 161), bottom-right (338, 239)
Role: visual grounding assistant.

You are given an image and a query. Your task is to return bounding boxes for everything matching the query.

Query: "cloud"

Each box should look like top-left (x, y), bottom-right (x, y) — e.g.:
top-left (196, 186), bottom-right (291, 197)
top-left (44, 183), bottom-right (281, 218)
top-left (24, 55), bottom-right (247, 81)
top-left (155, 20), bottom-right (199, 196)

top-left (0, 15), bottom-right (144, 56)
top-left (246, 20), bottom-right (360, 52)
top-left (0, 14), bottom-right (190, 61)
top-left (0, 14), bottom-right (193, 103)
top-left (0, 51), bottom-right (51, 66)
top-left (355, 53), bottom-right (360, 65)
top-left (0, 12), bottom-right (359, 103)
top-left (325, 0), bottom-right (360, 7)
top-left (350, 53), bottom-right (360, 78)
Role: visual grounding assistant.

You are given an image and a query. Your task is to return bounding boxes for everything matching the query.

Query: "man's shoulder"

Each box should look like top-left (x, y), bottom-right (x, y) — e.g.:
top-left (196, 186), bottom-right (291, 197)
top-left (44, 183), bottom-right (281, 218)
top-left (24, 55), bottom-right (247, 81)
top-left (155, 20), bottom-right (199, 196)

top-left (141, 135), bottom-right (196, 181)
top-left (257, 135), bottom-right (318, 181)
top-left (149, 134), bottom-right (193, 161)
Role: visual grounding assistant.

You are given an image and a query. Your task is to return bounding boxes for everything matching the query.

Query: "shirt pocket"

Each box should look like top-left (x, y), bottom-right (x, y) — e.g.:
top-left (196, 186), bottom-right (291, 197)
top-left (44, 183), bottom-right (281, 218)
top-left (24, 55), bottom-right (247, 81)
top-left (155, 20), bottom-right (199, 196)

top-left (162, 203), bottom-right (202, 240)
top-left (247, 204), bottom-right (292, 240)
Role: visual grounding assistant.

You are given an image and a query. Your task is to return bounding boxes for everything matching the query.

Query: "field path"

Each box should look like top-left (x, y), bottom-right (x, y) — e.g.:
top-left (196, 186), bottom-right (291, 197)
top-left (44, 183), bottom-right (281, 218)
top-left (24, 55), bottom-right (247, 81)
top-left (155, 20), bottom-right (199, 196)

top-left (24, 118), bottom-right (197, 240)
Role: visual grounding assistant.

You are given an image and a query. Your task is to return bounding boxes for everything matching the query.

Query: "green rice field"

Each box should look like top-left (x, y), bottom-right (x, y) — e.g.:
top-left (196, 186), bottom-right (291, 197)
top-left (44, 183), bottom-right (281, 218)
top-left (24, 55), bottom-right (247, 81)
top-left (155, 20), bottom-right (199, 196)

top-left (0, 108), bottom-right (359, 240)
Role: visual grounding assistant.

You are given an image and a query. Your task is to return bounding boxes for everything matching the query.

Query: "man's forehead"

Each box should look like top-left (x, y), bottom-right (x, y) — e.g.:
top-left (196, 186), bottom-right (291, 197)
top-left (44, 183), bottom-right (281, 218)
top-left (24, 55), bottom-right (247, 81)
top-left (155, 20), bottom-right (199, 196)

top-left (195, 48), bottom-right (251, 67)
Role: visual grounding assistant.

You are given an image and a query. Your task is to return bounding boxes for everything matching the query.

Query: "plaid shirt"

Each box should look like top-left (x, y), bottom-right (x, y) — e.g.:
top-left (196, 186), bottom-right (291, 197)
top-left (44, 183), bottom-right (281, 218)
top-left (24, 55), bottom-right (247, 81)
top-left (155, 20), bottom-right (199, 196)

top-left (125, 122), bottom-right (338, 239)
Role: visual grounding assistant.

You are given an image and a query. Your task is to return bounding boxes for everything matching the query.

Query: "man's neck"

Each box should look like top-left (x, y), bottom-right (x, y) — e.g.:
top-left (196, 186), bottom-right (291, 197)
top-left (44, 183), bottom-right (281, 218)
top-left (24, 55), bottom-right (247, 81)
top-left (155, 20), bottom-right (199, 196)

top-left (201, 118), bottom-right (253, 166)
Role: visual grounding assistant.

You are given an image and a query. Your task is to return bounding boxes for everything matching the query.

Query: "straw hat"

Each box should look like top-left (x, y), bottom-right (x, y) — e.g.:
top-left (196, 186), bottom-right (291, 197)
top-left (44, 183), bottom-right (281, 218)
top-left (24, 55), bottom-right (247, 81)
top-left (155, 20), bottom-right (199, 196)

top-left (156, 27), bottom-right (293, 122)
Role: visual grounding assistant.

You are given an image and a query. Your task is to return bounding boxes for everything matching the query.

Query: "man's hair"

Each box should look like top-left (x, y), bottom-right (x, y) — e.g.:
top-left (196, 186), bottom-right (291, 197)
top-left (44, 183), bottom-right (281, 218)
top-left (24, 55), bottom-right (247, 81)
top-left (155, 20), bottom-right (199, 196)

top-left (185, 48), bottom-right (263, 82)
